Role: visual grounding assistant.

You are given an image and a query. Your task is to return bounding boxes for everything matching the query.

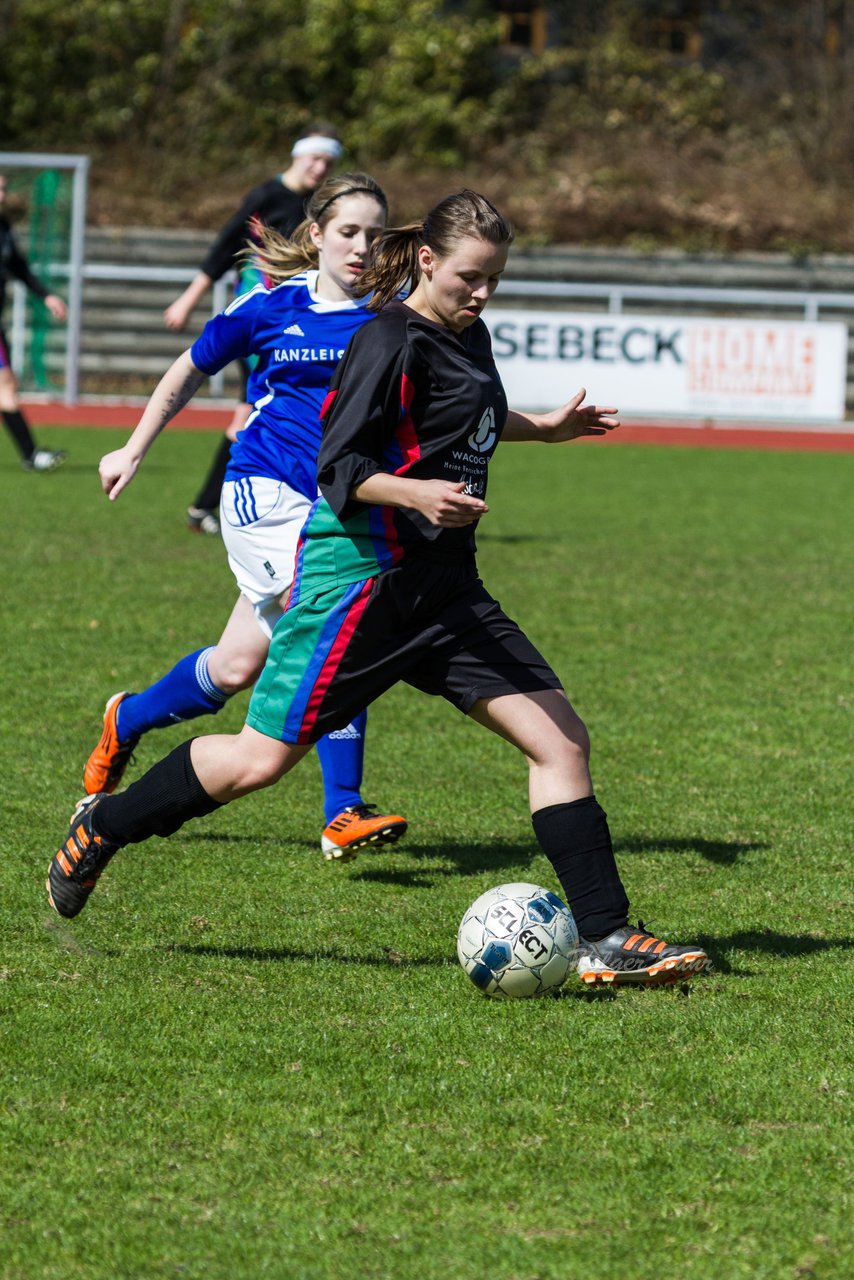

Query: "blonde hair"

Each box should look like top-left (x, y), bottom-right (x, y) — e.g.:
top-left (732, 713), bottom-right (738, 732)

top-left (357, 190), bottom-right (514, 312)
top-left (242, 172), bottom-right (388, 286)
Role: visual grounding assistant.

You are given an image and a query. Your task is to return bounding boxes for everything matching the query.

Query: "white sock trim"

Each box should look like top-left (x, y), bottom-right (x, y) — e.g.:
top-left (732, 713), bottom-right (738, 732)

top-left (195, 647), bottom-right (229, 704)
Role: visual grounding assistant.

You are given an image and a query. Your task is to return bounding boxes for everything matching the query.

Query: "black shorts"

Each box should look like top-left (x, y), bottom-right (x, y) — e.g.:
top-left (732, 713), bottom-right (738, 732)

top-left (246, 558), bottom-right (564, 744)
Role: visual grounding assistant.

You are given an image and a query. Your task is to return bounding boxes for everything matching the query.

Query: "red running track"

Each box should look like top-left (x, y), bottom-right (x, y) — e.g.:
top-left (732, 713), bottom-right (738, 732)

top-left (20, 399), bottom-right (854, 452)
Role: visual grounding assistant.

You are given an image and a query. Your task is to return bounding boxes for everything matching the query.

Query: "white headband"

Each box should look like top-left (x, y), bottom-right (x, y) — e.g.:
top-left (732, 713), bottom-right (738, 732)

top-left (291, 136), bottom-right (343, 160)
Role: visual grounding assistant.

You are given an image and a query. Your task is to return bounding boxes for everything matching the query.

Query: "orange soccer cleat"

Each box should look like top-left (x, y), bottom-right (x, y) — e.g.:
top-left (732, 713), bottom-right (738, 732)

top-left (320, 804), bottom-right (408, 863)
top-left (83, 692), bottom-right (140, 795)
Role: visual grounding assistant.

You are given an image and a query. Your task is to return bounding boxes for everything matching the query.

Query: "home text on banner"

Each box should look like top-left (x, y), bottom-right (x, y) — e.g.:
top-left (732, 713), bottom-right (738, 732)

top-left (487, 309), bottom-right (848, 420)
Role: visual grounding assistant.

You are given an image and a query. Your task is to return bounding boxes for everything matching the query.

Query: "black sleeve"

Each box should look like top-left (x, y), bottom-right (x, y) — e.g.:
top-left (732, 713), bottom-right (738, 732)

top-left (6, 234), bottom-right (49, 299)
top-left (198, 182), bottom-right (270, 281)
top-left (316, 319), bottom-right (411, 519)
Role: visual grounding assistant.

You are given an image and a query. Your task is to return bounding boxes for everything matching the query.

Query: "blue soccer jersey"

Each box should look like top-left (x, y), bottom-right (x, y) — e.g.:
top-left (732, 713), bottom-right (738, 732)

top-left (190, 271), bottom-right (375, 500)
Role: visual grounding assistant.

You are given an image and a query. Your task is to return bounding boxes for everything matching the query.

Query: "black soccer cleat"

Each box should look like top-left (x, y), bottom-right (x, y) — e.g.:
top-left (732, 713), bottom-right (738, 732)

top-left (22, 448), bottom-right (67, 473)
top-left (46, 795), bottom-right (119, 918)
top-left (576, 921), bottom-right (709, 986)
top-left (186, 506), bottom-right (221, 536)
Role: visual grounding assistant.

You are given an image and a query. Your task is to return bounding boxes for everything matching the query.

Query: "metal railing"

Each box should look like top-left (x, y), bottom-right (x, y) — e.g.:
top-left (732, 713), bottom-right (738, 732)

top-left (498, 279), bottom-right (854, 322)
top-left (69, 261), bottom-right (854, 320)
top-left (11, 265), bottom-right (235, 396)
top-left (11, 262), bottom-right (854, 404)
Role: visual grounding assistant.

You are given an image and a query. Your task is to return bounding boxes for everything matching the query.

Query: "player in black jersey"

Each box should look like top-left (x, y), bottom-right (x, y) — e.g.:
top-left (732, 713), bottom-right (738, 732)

top-left (164, 124), bottom-right (342, 535)
top-left (0, 174), bottom-right (68, 472)
top-left (47, 191), bottom-right (710, 989)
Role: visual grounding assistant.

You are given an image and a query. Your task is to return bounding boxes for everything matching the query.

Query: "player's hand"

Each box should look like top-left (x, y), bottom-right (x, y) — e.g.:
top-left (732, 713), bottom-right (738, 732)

top-left (226, 403), bottom-right (251, 442)
top-left (541, 388), bottom-right (620, 441)
top-left (99, 446), bottom-right (141, 500)
top-left (44, 294), bottom-right (67, 323)
top-left (163, 300), bottom-right (190, 332)
top-left (411, 480), bottom-right (488, 528)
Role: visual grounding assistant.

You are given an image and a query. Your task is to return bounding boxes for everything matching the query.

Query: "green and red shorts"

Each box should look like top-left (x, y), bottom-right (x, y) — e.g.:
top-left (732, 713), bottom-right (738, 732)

top-left (246, 558), bottom-right (563, 744)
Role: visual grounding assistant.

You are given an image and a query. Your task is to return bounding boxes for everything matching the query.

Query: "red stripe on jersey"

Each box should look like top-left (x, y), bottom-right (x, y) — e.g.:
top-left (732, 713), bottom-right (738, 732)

top-left (320, 388), bottom-right (338, 421)
top-left (380, 504), bottom-right (406, 563)
top-left (300, 578), bottom-right (374, 737)
top-left (394, 372), bottom-right (421, 473)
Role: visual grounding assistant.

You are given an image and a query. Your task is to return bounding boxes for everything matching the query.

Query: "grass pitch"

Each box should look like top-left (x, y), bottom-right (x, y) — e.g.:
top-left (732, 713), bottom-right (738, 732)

top-left (1, 427), bottom-right (851, 1280)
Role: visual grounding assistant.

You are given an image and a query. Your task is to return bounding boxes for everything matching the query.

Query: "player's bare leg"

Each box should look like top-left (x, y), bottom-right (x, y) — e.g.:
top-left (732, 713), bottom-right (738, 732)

top-left (84, 593), bottom-right (270, 795)
top-left (190, 726), bottom-right (308, 801)
top-left (469, 689), bottom-right (708, 986)
top-left (468, 688), bottom-right (592, 812)
top-left (206, 593), bottom-right (270, 694)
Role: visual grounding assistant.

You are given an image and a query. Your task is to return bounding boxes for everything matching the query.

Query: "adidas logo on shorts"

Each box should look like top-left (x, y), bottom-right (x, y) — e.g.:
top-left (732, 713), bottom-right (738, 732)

top-left (327, 723), bottom-right (362, 740)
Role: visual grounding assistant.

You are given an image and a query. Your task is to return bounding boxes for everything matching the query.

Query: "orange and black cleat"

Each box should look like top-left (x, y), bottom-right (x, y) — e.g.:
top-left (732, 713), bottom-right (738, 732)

top-left (83, 692), bottom-right (139, 795)
top-left (320, 803), bottom-right (408, 863)
top-left (576, 921), bottom-right (709, 987)
top-left (46, 795), bottom-right (120, 918)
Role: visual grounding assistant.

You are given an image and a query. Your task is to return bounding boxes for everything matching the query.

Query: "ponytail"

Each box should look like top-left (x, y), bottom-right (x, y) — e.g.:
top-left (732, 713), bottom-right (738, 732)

top-left (357, 190), bottom-right (514, 313)
top-left (246, 221), bottom-right (317, 285)
top-left (357, 223), bottom-right (424, 312)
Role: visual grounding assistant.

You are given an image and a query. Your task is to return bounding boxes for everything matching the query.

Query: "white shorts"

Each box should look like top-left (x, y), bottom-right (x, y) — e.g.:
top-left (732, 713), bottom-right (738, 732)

top-left (220, 476), bottom-right (313, 639)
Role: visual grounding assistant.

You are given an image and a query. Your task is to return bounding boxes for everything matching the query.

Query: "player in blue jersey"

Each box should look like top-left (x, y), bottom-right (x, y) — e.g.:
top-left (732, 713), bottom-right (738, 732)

top-left (49, 189), bottom-right (710, 990)
top-left (82, 172), bottom-right (407, 860)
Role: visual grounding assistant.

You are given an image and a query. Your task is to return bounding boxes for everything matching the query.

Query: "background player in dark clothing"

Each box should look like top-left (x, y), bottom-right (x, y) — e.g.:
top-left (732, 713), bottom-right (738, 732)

top-left (0, 174), bottom-right (67, 472)
top-left (47, 190), bottom-right (709, 989)
top-left (164, 125), bottom-right (342, 535)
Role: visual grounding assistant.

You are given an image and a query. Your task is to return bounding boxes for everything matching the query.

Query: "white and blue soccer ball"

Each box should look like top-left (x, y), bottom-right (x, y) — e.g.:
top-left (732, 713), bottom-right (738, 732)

top-left (457, 882), bottom-right (578, 999)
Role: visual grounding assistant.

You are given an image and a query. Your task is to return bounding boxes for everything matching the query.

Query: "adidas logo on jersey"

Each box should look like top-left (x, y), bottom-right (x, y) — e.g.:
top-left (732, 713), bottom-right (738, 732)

top-left (282, 323), bottom-right (305, 336)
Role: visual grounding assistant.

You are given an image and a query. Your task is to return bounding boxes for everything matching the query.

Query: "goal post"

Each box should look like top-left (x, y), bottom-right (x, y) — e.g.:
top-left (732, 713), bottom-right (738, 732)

top-left (0, 152), bottom-right (89, 404)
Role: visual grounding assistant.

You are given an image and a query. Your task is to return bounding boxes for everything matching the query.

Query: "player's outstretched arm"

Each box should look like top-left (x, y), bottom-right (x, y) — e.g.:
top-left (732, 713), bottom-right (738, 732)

top-left (43, 295), bottom-right (67, 323)
top-left (503, 388), bottom-right (620, 443)
top-left (164, 272), bottom-right (214, 332)
top-left (99, 350), bottom-right (206, 500)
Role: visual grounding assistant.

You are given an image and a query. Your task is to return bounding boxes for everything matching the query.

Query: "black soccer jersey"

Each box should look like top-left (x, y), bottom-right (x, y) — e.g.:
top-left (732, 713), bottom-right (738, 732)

top-left (0, 215), bottom-right (50, 314)
top-left (199, 179), bottom-right (308, 281)
top-left (294, 301), bottom-right (508, 594)
top-left (318, 301), bottom-right (507, 530)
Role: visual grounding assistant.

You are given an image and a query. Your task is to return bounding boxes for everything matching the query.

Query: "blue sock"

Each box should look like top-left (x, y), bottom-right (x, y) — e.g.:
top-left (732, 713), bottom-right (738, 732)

top-left (116, 647), bottom-right (229, 741)
top-left (316, 708), bottom-right (368, 824)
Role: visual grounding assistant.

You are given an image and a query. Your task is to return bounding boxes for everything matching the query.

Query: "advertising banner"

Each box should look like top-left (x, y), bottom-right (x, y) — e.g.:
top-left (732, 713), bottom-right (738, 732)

top-left (487, 308), bottom-right (849, 420)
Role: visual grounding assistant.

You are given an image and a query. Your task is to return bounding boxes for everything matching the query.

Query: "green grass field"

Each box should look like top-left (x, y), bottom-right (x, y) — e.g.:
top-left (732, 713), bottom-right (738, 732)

top-left (1, 427), bottom-right (851, 1280)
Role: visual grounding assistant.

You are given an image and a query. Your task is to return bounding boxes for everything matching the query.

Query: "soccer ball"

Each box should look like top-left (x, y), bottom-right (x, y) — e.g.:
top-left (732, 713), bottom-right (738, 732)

top-left (457, 882), bottom-right (578, 999)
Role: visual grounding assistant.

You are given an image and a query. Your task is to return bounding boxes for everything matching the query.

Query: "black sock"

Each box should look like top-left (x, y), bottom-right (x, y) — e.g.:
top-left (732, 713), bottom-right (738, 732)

top-left (92, 739), bottom-right (222, 847)
top-left (192, 434), bottom-right (231, 510)
top-left (3, 409), bottom-right (37, 460)
top-left (532, 796), bottom-right (630, 940)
